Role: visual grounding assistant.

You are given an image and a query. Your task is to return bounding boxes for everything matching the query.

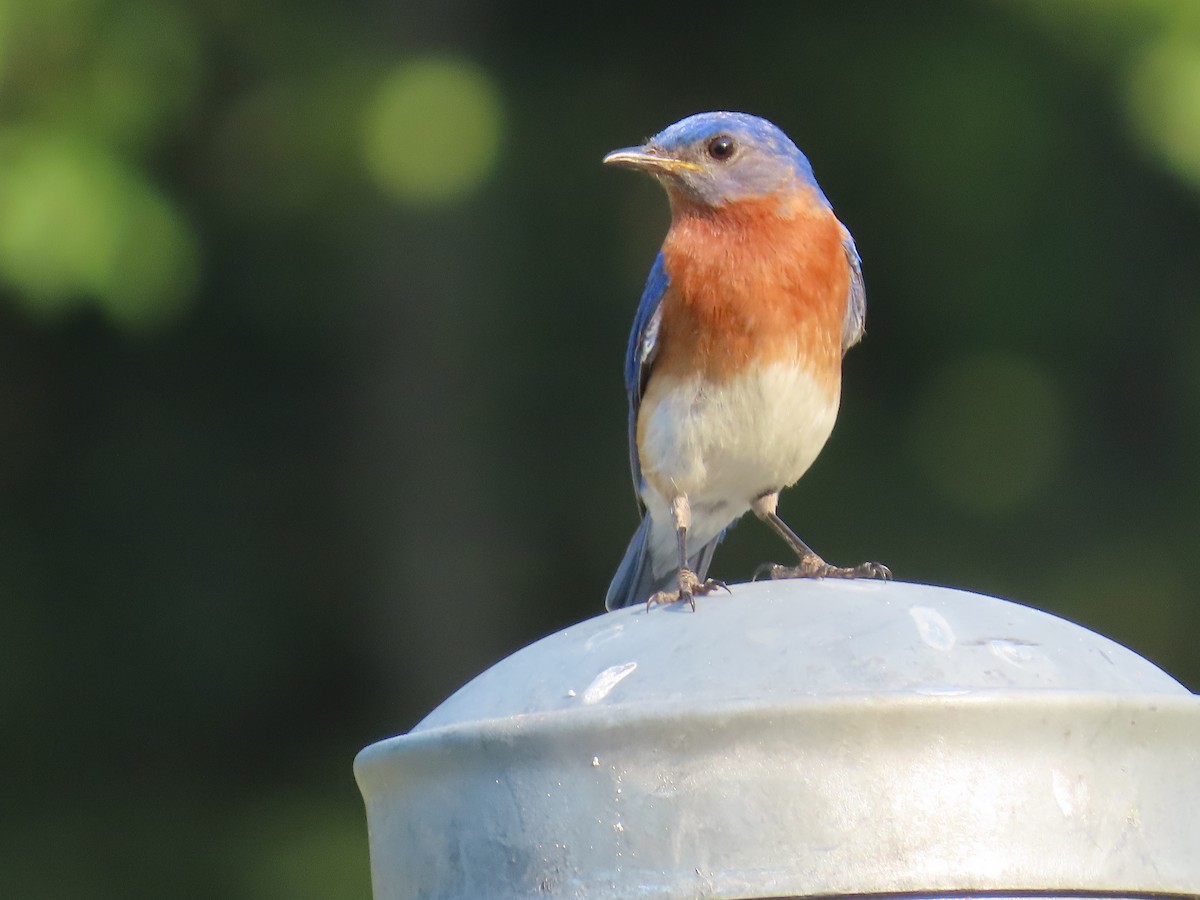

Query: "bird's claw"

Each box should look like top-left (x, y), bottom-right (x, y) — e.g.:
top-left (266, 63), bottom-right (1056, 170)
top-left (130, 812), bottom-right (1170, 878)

top-left (646, 569), bottom-right (730, 611)
top-left (854, 561), bottom-right (892, 580)
top-left (755, 557), bottom-right (891, 582)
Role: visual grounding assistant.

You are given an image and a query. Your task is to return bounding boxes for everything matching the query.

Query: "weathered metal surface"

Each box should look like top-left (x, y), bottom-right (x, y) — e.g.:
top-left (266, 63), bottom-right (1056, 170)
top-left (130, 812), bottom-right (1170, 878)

top-left (356, 580), bottom-right (1200, 899)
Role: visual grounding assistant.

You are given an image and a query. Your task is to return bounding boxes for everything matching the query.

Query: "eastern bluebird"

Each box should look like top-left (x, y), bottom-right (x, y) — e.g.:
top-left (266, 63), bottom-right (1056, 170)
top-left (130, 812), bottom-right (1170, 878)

top-left (603, 111), bottom-right (889, 611)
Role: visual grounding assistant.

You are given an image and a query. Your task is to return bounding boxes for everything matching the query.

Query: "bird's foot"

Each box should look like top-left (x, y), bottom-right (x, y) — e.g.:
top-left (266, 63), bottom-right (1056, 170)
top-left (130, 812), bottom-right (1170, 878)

top-left (755, 554), bottom-right (891, 582)
top-left (647, 568), bottom-right (729, 611)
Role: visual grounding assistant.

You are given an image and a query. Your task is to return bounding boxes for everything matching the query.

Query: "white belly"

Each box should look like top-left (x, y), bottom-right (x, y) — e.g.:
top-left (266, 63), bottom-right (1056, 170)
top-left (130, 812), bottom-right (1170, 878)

top-left (638, 360), bottom-right (840, 557)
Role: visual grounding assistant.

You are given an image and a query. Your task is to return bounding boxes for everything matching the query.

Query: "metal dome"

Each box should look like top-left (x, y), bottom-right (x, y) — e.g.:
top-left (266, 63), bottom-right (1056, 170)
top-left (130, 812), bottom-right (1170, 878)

top-left (355, 580), bottom-right (1200, 900)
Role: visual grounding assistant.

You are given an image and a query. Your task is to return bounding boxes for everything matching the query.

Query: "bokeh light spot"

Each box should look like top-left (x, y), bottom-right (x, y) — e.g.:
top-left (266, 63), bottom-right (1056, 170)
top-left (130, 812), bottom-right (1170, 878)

top-left (907, 353), bottom-right (1068, 516)
top-left (0, 131), bottom-right (197, 329)
top-left (362, 56), bottom-right (503, 205)
top-left (1125, 36), bottom-right (1200, 190)
top-left (98, 181), bottom-right (198, 329)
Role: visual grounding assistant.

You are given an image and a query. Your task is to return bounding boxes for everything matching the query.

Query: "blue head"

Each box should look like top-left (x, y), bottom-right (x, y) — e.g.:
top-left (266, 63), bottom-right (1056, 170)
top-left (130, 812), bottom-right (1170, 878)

top-left (604, 111), bottom-right (827, 208)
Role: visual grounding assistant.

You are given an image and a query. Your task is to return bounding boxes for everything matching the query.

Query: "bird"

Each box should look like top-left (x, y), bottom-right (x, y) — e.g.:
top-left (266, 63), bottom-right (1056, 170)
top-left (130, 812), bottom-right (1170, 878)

top-left (603, 111), bottom-right (889, 611)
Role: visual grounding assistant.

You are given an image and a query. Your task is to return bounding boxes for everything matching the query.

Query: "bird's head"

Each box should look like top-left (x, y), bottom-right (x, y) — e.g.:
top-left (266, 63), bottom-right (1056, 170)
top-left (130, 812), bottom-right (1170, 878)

top-left (603, 111), bottom-right (826, 210)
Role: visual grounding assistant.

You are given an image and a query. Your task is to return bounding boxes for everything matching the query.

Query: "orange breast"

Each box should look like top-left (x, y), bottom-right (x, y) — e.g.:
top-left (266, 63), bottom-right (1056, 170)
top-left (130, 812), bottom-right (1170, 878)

top-left (654, 190), bottom-right (849, 394)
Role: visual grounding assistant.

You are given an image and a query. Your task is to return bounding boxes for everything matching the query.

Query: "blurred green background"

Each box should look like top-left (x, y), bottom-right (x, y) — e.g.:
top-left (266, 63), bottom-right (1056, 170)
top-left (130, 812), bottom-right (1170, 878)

top-left (3, 0), bottom-right (1199, 896)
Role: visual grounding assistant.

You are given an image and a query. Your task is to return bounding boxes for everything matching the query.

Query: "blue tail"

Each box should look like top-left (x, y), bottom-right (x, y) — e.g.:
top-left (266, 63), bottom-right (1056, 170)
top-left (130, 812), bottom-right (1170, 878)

top-left (605, 516), bottom-right (721, 610)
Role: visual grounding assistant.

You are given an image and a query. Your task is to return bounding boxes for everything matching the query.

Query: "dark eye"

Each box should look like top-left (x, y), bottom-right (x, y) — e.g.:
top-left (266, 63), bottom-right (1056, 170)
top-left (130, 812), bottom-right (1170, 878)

top-left (707, 135), bottom-right (735, 161)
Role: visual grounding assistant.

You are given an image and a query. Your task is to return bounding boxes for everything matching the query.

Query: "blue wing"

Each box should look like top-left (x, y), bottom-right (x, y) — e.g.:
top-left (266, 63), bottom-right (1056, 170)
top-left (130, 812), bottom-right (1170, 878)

top-left (841, 233), bottom-right (866, 352)
top-left (623, 252), bottom-right (668, 505)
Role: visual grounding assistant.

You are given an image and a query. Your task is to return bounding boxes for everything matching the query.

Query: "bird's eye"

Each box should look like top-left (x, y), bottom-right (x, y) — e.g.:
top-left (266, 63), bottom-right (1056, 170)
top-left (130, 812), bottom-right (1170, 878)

top-left (707, 135), bottom-right (735, 161)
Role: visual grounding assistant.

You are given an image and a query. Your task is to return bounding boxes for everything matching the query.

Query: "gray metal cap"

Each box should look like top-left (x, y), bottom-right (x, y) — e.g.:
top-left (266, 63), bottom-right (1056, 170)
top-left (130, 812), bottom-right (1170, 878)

top-left (355, 580), bottom-right (1200, 899)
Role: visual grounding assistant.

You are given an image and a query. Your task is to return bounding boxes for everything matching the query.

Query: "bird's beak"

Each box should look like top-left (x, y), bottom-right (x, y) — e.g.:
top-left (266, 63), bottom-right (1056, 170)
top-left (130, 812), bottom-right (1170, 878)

top-left (603, 145), bottom-right (702, 176)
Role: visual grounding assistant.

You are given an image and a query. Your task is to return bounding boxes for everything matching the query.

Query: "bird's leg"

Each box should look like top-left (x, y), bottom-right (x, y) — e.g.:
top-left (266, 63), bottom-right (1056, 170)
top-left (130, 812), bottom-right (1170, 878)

top-left (750, 492), bottom-right (891, 581)
top-left (647, 495), bottom-right (728, 611)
